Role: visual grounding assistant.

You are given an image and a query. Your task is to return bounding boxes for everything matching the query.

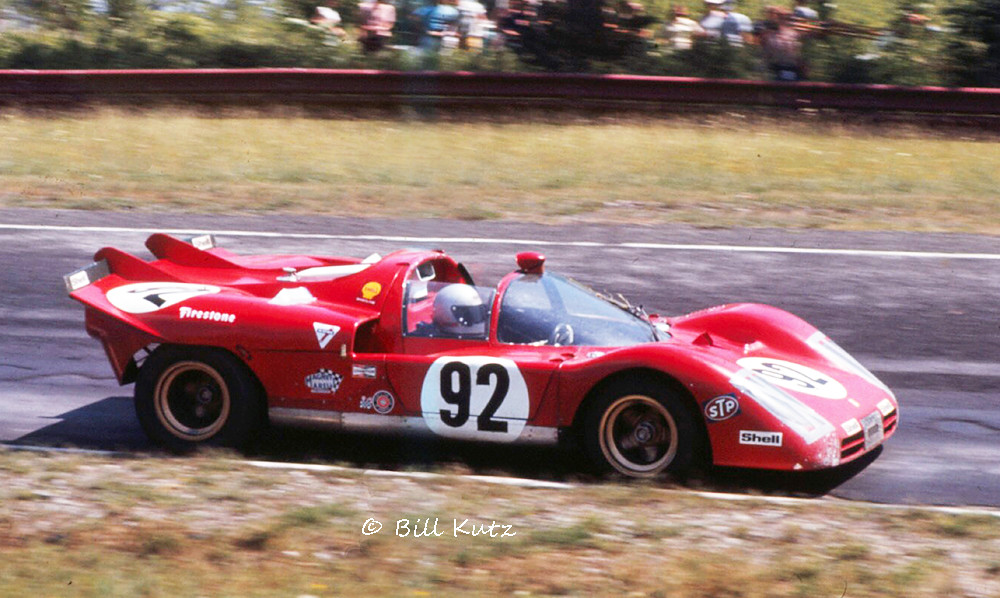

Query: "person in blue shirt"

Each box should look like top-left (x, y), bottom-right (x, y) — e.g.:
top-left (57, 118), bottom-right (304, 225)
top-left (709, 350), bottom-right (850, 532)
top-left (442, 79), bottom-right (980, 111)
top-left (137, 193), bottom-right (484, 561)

top-left (414, 0), bottom-right (460, 51)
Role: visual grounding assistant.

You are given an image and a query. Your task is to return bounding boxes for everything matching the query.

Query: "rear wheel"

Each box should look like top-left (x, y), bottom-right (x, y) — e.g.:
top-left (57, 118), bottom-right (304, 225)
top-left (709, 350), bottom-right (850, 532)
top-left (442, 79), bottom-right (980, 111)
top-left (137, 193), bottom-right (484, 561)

top-left (135, 346), bottom-right (264, 452)
top-left (582, 379), bottom-right (699, 478)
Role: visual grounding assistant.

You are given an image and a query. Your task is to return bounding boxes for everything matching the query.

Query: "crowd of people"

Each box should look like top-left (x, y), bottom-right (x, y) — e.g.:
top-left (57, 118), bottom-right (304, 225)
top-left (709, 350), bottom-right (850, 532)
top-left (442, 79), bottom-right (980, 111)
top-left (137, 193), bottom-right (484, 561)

top-left (303, 0), bottom-right (933, 81)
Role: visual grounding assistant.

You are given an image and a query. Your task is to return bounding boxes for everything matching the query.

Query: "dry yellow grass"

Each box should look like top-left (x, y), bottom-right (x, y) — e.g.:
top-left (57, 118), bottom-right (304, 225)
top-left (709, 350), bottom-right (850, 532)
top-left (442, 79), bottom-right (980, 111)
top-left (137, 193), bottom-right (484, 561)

top-left (1, 110), bottom-right (998, 233)
top-left (1, 449), bottom-right (998, 597)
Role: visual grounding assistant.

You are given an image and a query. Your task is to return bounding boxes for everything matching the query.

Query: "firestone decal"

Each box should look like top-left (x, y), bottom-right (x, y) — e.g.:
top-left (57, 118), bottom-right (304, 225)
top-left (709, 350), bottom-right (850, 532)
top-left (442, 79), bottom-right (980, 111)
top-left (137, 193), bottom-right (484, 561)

top-left (736, 357), bottom-right (847, 400)
top-left (420, 356), bottom-right (530, 442)
top-left (361, 391), bottom-right (395, 414)
top-left (305, 369), bottom-right (343, 394)
top-left (179, 306), bottom-right (236, 323)
top-left (106, 282), bottom-right (220, 314)
top-left (704, 394), bottom-right (740, 422)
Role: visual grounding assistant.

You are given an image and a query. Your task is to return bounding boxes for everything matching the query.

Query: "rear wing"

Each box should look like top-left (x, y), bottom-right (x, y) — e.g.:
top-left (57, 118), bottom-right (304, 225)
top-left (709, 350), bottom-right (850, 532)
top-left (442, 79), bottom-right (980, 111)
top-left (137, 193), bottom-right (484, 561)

top-left (63, 260), bottom-right (110, 294)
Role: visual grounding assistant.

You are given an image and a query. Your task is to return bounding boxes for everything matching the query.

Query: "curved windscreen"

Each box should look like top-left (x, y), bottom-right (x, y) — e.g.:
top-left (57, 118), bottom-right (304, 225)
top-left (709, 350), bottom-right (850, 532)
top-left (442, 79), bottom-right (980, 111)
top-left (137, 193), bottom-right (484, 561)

top-left (497, 273), bottom-right (656, 347)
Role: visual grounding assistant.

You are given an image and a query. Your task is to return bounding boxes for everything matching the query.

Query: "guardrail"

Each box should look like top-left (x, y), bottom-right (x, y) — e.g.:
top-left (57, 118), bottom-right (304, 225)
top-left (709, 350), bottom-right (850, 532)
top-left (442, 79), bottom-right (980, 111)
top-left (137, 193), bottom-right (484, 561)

top-left (2, 69), bottom-right (999, 115)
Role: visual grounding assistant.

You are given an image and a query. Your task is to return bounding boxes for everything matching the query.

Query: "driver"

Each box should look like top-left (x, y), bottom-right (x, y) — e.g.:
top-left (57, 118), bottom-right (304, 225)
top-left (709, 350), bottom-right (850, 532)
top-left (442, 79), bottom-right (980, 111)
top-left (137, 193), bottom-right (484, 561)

top-left (432, 283), bottom-right (488, 337)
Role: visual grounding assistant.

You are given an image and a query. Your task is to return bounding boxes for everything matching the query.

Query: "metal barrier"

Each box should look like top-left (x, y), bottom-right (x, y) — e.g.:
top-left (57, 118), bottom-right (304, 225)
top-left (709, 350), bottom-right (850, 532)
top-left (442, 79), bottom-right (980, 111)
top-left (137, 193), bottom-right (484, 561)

top-left (1, 69), bottom-right (999, 115)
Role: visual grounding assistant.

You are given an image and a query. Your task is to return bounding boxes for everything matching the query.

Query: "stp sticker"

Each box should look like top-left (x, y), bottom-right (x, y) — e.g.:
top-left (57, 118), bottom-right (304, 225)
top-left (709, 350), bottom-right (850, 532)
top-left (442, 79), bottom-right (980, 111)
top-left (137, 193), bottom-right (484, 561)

top-left (736, 357), bottom-right (847, 400)
top-left (420, 356), bottom-right (530, 442)
top-left (106, 282), bottom-right (220, 314)
top-left (704, 394), bottom-right (740, 422)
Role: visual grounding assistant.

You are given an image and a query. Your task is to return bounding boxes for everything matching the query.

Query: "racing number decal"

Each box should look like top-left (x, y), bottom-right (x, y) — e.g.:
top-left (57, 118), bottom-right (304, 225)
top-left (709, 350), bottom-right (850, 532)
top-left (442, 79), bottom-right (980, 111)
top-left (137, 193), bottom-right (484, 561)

top-left (106, 282), bottom-right (221, 314)
top-left (736, 357), bottom-right (847, 400)
top-left (421, 357), bottom-right (529, 442)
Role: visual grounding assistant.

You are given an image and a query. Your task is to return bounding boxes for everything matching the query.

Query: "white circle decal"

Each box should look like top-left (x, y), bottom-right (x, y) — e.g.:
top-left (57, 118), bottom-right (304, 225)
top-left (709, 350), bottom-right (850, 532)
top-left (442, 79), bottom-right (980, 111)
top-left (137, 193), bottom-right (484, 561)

top-left (420, 356), bottom-right (530, 442)
top-left (106, 282), bottom-right (220, 314)
top-left (737, 357), bottom-right (847, 400)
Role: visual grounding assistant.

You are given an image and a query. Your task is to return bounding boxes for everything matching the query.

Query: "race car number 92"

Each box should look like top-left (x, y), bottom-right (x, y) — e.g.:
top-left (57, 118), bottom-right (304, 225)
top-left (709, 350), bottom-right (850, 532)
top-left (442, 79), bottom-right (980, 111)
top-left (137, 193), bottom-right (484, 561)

top-left (420, 357), bottom-right (530, 442)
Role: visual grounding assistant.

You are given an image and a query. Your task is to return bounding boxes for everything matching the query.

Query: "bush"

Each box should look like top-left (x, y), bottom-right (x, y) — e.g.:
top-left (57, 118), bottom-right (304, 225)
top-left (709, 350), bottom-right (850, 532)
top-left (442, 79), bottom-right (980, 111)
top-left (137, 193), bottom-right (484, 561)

top-left (943, 0), bottom-right (1000, 86)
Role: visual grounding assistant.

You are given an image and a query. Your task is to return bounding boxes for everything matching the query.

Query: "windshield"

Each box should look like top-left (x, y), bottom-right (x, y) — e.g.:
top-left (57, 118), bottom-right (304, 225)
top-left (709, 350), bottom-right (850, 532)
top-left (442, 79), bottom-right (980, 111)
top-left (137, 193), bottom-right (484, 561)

top-left (497, 273), bottom-right (656, 346)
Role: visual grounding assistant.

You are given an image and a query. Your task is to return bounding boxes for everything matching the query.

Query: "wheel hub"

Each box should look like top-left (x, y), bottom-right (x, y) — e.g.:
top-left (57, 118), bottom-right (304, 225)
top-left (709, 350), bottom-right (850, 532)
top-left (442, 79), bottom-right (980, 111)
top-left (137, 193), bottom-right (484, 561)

top-left (634, 420), bottom-right (656, 444)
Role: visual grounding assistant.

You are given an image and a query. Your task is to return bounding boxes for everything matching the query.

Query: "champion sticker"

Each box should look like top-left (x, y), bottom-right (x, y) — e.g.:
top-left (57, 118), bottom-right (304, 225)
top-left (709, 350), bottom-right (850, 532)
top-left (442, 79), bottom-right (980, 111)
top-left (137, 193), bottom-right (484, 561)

top-left (305, 369), bottom-right (342, 394)
top-left (736, 357), bottom-right (847, 400)
top-left (313, 322), bottom-right (341, 349)
top-left (361, 391), bottom-right (395, 414)
top-left (353, 364), bottom-right (378, 379)
top-left (106, 282), bottom-right (220, 314)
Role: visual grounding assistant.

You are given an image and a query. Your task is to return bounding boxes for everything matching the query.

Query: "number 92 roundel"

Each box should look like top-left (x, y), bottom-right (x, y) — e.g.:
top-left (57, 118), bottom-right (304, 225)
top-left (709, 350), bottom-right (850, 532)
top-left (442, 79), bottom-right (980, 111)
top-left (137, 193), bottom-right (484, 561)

top-left (420, 356), bottom-right (530, 442)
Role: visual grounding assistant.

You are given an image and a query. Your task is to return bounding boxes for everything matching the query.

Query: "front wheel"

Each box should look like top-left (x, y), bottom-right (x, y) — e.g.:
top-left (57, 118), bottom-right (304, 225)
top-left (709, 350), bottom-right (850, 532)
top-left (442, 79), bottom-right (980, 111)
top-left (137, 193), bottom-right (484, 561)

top-left (135, 346), bottom-right (264, 452)
top-left (582, 380), bottom-right (700, 478)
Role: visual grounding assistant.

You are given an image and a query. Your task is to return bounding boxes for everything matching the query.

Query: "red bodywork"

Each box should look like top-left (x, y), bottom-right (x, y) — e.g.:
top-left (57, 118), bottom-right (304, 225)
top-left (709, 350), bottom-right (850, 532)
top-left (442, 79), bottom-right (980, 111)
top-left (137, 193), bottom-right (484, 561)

top-left (66, 234), bottom-right (898, 471)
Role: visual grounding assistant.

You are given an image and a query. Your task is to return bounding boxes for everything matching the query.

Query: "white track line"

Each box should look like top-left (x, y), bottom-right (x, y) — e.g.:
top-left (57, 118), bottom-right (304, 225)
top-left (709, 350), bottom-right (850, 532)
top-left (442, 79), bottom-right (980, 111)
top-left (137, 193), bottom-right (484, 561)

top-left (2, 223), bottom-right (999, 260)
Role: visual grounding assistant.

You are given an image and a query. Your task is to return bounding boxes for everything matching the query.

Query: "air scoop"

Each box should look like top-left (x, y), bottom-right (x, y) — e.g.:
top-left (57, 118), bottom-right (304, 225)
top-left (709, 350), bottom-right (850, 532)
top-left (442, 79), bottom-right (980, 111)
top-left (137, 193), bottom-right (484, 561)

top-left (516, 251), bottom-right (545, 274)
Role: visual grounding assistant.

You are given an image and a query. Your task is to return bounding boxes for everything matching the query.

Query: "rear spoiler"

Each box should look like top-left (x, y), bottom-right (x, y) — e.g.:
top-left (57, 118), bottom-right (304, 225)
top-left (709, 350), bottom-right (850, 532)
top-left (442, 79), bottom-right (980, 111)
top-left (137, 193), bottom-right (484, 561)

top-left (63, 260), bottom-right (110, 294)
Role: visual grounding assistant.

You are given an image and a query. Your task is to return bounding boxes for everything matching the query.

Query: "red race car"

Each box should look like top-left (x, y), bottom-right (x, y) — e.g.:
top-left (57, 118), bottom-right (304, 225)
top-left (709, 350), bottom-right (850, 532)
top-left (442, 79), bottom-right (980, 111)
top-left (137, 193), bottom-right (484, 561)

top-left (64, 233), bottom-right (898, 477)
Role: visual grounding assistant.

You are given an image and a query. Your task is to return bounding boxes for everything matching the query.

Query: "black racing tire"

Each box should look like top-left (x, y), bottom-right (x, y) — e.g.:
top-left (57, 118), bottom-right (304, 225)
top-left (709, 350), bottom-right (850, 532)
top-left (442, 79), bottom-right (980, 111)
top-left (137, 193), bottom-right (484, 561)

top-left (581, 378), bottom-right (700, 479)
top-left (134, 346), bottom-right (264, 452)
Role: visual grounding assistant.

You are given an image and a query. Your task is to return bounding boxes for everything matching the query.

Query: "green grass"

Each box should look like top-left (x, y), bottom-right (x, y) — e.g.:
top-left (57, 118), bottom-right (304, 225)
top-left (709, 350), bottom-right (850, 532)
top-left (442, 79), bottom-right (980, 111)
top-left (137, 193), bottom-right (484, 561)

top-left (1, 110), bottom-right (998, 233)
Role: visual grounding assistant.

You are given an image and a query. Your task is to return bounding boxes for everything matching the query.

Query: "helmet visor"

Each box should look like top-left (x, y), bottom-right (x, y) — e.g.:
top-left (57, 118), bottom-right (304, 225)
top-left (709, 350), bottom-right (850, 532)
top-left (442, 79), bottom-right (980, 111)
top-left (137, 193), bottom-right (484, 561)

top-left (450, 303), bottom-right (488, 327)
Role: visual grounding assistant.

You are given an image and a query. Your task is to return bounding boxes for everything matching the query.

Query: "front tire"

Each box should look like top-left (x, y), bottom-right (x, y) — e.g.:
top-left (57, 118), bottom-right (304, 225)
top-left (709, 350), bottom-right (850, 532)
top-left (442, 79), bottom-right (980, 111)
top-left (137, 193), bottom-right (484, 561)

top-left (582, 379), bottom-right (699, 478)
top-left (135, 346), bottom-right (264, 452)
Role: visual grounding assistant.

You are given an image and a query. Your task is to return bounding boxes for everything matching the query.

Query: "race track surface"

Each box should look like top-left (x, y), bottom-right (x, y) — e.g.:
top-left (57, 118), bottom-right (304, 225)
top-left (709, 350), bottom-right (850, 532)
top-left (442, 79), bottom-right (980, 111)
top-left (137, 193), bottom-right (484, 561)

top-left (2, 208), bottom-right (997, 507)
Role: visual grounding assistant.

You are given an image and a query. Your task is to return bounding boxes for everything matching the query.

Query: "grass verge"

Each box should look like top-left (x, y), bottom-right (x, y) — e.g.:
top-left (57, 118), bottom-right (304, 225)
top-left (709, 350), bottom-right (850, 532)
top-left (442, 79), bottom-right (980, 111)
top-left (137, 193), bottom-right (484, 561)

top-left (1, 448), bottom-right (998, 597)
top-left (1, 110), bottom-right (998, 234)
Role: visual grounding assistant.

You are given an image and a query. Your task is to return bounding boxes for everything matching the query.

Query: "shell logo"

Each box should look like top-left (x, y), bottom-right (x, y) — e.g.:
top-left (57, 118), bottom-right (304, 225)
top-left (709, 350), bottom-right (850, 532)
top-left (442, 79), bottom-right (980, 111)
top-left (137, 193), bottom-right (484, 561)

top-left (361, 281), bottom-right (382, 301)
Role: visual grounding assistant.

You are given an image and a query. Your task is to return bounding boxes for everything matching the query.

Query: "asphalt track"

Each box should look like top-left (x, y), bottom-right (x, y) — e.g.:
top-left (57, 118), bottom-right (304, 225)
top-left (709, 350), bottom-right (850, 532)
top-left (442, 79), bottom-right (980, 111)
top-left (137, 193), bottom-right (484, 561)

top-left (2, 208), bottom-right (998, 507)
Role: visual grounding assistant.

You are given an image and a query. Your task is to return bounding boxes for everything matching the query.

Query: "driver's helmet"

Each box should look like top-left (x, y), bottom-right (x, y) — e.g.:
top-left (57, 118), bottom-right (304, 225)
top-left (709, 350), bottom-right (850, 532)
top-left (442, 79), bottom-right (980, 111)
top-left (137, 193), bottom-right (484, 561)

top-left (433, 283), bottom-right (488, 336)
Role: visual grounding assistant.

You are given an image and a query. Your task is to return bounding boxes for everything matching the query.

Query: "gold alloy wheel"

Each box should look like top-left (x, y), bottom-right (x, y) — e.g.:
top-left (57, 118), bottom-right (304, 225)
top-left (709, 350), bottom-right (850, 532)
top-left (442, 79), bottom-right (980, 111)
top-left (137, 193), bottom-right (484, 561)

top-left (598, 394), bottom-right (679, 477)
top-left (153, 361), bottom-right (232, 442)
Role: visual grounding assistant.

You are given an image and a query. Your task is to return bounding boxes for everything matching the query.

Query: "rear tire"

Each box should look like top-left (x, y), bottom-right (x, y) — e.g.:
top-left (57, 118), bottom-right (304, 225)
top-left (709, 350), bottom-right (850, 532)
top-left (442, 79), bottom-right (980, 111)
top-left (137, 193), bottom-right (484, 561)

top-left (582, 379), bottom-right (699, 478)
top-left (135, 346), bottom-right (264, 452)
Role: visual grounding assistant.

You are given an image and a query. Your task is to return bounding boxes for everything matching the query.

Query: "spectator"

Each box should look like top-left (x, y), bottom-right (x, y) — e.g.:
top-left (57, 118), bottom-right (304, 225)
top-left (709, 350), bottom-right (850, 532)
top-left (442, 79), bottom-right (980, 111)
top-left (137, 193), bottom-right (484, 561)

top-left (414, 0), bottom-right (461, 52)
top-left (698, 0), bottom-right (727, 40)
top-left (359, 0), bottom-right (397, 52)
top-left (310, 4), bottom-right (347, 43)
top-left (719, 1), bottom-right (753, 46)
top-left (457, 0), bottom-right (488, 49)
top-left (757, 5), bottom-right (806, 80)
top-left (791, 0), bottom-right (818, 21)
top-left (663, 5), bottom-right (703, 50)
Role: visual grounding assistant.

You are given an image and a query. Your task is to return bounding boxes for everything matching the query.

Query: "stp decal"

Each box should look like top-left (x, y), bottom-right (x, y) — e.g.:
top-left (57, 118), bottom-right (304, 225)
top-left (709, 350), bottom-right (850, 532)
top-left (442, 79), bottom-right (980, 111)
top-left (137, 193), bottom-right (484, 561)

top-left (704, 394), bottom-right (740, 422)
top-left (106, 282), bottom-right (220, 314)
top-left (420, 356), bottom-right (529, 442)
top-left (736, 357), bottom-right (847, 400)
